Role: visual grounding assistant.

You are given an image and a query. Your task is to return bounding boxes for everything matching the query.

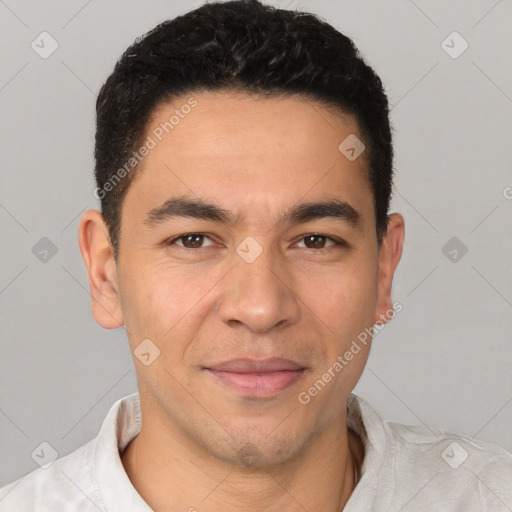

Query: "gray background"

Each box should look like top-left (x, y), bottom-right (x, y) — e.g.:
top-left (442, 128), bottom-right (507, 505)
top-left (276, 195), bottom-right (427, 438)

top-left (1, 0), bottom-right (511, 487)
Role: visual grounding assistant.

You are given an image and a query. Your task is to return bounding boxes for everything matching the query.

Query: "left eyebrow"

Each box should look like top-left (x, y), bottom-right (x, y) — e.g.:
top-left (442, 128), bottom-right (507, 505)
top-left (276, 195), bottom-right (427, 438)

top-left (278, 199), bottom-right (362, 230)
top-left (144, 195), bottom-right (362, 230)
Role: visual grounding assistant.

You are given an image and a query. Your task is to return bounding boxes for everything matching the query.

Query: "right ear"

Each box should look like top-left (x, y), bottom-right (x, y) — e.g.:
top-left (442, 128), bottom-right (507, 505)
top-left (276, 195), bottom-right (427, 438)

top-left (78, 209), bottom-right (124, 329)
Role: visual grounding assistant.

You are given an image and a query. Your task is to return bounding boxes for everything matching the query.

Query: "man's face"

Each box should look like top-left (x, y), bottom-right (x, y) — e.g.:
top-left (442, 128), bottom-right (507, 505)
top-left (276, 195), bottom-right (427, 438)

top-left (86, 91), bottom-right (402, 466)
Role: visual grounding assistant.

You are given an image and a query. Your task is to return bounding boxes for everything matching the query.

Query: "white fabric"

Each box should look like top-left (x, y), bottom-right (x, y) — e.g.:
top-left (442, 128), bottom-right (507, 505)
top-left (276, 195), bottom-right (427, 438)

top-left (1, 392), bottom-right (511, 511)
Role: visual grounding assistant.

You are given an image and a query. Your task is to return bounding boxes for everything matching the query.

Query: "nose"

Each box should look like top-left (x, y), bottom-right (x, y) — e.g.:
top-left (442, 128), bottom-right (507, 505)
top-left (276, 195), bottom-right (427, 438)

top-left (217, 243), bottom-right (301, 334)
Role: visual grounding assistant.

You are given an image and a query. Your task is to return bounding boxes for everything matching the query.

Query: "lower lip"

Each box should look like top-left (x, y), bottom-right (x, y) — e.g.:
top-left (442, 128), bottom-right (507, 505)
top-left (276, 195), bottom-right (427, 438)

top-left (207, 369), bottom-right (305, 398)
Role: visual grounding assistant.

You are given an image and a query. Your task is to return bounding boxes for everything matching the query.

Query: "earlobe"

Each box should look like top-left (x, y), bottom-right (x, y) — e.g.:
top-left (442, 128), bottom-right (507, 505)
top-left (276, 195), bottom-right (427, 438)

top-left (374, 213), bottom-right (405, 325)
top-left (78, 209), bottom-right (124, 329)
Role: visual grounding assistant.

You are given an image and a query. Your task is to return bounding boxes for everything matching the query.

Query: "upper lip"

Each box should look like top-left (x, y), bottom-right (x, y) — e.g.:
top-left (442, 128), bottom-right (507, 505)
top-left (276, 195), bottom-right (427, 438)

top-left (206, 358), bottom-right (305, 373)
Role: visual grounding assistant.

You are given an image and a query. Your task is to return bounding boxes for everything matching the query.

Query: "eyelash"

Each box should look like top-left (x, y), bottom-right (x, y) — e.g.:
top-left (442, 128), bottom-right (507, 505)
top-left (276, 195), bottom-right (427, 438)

top-left (165, 233), bottom-right (347, 252)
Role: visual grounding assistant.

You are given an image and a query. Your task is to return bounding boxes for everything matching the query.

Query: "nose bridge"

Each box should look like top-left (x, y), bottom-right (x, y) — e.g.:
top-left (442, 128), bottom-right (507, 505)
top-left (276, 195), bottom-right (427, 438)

top-left (236, 240), bottom-right (283, 292)
top-left (218, 237), bottom-right (300, 332)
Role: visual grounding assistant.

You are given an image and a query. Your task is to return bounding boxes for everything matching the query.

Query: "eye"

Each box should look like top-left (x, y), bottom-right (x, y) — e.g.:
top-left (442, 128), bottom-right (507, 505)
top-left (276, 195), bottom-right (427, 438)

top-left (167, 233), bottom-right (215, 250)
top-left (165, 233), bottom-right (347, 252)
top-left (295, 234), bottom-right (346, 250)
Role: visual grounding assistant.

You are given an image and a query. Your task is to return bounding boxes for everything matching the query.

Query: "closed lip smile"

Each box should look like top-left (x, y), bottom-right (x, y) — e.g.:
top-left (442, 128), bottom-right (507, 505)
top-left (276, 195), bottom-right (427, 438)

top-left (204, 357), bottom-right (306, 397)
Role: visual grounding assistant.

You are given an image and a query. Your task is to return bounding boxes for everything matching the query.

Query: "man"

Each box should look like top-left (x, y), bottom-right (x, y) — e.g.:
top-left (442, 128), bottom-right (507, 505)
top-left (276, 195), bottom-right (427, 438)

top-left (1, 0), bottom-right (511, 510)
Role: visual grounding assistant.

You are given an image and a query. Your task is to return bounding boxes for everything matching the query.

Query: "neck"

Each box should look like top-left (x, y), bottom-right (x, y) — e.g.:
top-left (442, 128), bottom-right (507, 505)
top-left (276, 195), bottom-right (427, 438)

top-left (121, 407), bottom-right (363, 512)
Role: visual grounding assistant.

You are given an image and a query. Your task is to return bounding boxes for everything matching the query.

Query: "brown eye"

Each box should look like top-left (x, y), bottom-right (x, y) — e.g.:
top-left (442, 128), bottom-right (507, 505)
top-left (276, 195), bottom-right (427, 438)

top-left (168, 234), bottom-right (214, 249)
top-left (181, 234), bottom-right (204, 248)
top-left (298, 234), bottom-right (337, 250)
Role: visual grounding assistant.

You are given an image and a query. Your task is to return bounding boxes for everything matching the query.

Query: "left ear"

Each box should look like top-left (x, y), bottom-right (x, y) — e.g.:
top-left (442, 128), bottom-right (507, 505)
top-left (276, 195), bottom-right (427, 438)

top-left (374, 213), bottom-right (405, 324)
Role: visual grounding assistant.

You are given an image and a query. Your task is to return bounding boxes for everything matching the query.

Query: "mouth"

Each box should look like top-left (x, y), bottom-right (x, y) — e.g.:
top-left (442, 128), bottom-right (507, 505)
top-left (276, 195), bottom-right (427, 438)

top-left (204, 358), bottom-right (307, 398)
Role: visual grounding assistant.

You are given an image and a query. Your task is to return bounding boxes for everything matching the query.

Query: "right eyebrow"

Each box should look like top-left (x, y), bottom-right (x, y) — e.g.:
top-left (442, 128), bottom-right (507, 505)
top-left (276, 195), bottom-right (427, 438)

top-left (144, 196), bottom-right (234, 227)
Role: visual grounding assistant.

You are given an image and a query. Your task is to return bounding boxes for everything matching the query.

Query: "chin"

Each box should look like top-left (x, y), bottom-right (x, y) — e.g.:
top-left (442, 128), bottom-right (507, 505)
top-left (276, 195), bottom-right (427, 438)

top-left (199, 425), bottom-right (313, 469)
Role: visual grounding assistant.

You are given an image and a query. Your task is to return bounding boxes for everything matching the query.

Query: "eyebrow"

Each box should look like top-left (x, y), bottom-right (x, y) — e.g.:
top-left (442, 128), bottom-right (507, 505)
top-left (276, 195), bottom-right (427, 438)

top-left (144, 195), bottom-right (362, 230)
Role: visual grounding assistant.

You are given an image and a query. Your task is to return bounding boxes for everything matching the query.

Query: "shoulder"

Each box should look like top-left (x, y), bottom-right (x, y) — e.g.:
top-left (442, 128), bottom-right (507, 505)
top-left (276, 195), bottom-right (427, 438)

top-left (0, 438), bottom-right (104, 512)
top-left (347, 395), bottom-right (512, 510)
top-left (0, 393), bottom-right (141, 512)
top-left (383, 419), bottom-right (512, 509)
top-left (385, 418), bottom-right (512, 467)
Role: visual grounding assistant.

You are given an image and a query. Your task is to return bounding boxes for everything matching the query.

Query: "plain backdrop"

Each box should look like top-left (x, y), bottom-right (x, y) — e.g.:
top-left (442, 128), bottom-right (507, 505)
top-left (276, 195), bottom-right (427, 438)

top-left (0, 0), bottom-right (511, 487)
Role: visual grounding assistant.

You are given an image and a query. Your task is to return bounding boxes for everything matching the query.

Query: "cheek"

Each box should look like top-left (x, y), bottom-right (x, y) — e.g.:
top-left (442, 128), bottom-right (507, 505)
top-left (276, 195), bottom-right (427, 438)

top-left (117, 268), bottom-right (171, 339)
top-left (310, 273), bottom-right (376, 385)
top-left (308, 260), bottom-right (378, 332)
top-left (135, 278), bottom-right (190, 331)
top-left (119, 266), bottom-right (215, 358)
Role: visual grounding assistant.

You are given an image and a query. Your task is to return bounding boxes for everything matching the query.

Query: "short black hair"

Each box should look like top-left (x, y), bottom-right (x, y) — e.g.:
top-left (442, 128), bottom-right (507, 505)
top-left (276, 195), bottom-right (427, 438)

top-left (94, 0), bottom-right (393, 260)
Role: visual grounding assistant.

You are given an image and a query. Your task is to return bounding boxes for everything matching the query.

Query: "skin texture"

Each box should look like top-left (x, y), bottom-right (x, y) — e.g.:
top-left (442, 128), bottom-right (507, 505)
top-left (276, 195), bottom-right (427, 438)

top-left (78, 91), bottom-right (404, 512)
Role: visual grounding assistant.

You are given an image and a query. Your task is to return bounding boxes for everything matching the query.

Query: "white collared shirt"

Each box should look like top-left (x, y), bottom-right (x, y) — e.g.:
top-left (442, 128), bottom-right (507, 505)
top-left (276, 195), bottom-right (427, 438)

top-left (1, 392), bottom-right (511, 511)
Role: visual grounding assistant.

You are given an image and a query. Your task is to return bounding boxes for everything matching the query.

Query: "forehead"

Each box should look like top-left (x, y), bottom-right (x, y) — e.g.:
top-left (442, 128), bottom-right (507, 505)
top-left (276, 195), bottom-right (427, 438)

top-left (146, 90), bottom-right (365, 165)
top-left (123, 91), bottom-right (374, 229)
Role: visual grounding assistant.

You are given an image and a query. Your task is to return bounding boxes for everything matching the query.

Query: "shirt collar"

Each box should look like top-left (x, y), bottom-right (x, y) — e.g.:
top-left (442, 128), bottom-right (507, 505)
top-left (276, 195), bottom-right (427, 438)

top-left (345, 393), bottom-right (388, 510)
top-left (93, 392), bottom-right (151, 511)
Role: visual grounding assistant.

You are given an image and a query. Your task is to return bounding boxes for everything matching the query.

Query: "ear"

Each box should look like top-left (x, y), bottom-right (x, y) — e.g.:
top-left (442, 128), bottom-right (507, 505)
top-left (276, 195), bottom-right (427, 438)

top-left (78, 209), bottom-right (124, 329)
top-left (374, 213), bottom-right (405, 325)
